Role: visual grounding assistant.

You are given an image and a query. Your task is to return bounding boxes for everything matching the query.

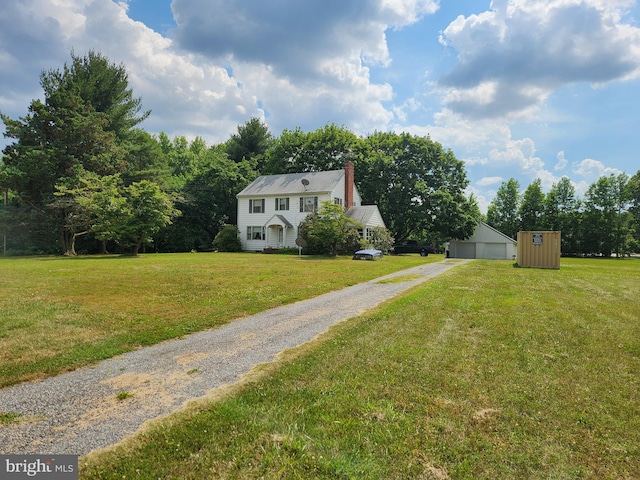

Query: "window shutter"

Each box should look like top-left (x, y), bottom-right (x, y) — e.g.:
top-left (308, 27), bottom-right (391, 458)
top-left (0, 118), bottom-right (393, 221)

top-left (249, 200), bottom-right (252, 213)
top-left (261, 199), bottom-right (265, 213)
top-left (300, 197), bottom-right (303, 212)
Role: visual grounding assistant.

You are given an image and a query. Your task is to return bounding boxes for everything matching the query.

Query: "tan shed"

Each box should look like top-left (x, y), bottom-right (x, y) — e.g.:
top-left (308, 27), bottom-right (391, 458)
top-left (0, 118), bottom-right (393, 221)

top-left (517, 231), bottom-right (561, 269)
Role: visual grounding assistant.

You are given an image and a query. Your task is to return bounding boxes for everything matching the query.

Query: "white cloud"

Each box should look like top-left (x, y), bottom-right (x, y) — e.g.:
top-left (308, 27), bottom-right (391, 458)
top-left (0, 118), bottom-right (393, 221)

top-left (0, 0), bottom-right (442, 145)
top-left (573, 158), bottom-right (622, 177)
top-left (169, 0), bottom-right (439, 135)
top-left (476, 177), bottom-right (503, 187)
top-left (555, 151), bottom-right (568, 170)
top-left (466, 185), bottom-right (491, 214)
top-left (438, 0), bottom-right (640, 119)
top-left (0, 0), bottom-right (265, 144)
top-left (400, 108), bottom-right (565, 194)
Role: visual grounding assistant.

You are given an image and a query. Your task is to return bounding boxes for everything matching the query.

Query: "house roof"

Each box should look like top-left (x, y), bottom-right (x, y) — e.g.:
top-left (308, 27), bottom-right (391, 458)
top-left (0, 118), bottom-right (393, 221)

top-left (345, 206), bottom-right (380, 226)
top-left (237, 170), bottom-right (344, 197)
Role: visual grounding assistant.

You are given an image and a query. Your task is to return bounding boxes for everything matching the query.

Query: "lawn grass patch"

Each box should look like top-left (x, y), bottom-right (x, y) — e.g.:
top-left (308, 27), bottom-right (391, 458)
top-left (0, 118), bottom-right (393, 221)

top-left (116, 391), bottom-right (134, 401)
top-left (0, 412), bottom-right (23, 425)
top-left (81, 258), bottom-right (640, 479)
top-left (0, 252), bottom-right (435, 387)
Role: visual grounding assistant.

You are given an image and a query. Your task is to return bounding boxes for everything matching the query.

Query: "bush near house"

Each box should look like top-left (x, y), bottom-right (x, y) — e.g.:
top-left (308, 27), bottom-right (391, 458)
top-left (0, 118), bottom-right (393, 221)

top-left (298, 201), bottom-right (363, 256)
top-left (212, 224), bottom-right (242, 252)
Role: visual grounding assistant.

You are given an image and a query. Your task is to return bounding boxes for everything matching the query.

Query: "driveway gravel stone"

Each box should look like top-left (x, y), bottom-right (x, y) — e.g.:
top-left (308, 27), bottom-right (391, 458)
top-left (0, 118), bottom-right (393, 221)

top-left (0, 259), bottom-right (468, 456)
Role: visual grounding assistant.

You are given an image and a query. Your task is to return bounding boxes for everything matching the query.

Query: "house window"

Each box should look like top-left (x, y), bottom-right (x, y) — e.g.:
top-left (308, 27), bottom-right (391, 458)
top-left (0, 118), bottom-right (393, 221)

top-left (356, 228), bottom-right (372, 240)
top-left (249, 199), bottom-right (265, 213)
top-left (247, 226), bottom-right (265, 240)
top-left (275, 198), bottom-right (289, 211)
top-left (334, 197), bottom-right (343, 206)
top-left (365, 228), bottom-right (372, 240)
top-left (300, 196), bottom-right (318, 213)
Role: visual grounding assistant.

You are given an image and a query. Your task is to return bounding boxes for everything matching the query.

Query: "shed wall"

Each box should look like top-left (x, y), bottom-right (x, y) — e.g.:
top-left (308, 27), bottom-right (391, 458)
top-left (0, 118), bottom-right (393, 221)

top-left (517, 231), bottom-right (561, 269)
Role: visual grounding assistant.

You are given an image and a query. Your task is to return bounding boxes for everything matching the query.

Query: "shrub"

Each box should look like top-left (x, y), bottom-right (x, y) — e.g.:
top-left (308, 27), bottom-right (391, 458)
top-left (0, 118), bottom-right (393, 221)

top-left (212, 225), bottom-right (242, 252)
top-left (367, 226), bottom-right (395, 253)
top-left (298, 202), bottom-right (363, 256)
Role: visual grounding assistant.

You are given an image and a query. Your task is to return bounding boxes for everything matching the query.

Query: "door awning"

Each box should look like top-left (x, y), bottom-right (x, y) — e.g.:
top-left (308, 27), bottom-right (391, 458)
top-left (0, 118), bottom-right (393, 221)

top-left (264, 214), bottom-right (293, 228)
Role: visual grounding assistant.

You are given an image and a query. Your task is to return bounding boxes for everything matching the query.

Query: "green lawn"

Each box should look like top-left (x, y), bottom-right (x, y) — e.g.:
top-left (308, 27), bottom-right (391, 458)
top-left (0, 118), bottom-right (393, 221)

top-left (78, 257), bottom-right (640, 479)
top-left (0, 252), bottom-right (434, 387)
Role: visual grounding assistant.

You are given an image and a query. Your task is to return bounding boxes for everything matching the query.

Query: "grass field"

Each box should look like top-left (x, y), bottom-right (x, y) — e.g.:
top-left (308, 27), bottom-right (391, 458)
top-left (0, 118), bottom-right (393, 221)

top-left (0, 252), bottom-right (433, 387)
top-left (76, 257), bottom-right (640, 479)
top-left (2, 254), bottom-right (639, 478)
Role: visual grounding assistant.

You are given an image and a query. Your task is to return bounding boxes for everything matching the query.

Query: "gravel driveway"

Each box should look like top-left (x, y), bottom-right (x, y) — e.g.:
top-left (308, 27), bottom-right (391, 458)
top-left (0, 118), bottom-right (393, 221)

top-left (0, 259), bottom-right (468, 457)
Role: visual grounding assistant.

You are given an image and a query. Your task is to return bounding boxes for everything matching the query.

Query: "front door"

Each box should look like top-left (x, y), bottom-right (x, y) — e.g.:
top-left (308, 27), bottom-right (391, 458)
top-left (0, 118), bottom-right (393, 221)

top-left (267, 225), bottom-right (284, 248)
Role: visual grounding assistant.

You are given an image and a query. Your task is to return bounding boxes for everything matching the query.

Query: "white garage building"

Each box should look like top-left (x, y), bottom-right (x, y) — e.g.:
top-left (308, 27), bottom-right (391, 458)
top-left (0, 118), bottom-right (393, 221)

top-left (447, 222), bottom-right (517, 260)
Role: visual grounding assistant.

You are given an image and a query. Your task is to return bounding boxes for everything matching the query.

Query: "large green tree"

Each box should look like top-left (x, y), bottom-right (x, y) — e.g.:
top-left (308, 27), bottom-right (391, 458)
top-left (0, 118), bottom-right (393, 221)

top-left (544, 177), bottom-right (580, 255)
top-left (226, 117), bottom-right (273, 170)
top-left (519, 178), bottom-right (545, 231)
top-left (359, 132), bottom-right (479, 243)
top-left (0, 50), bottom-right (153, 254)
top-left (154, 135), bottom-right (257, 252)
top-left (263, 124), bottom-right (360, 174)
top-left (487, 178), bottom-right (520, 239)
top-left (581, 174), bottom-right (630, 256)
top-left (58, 173), bottom-right (180, 255)
top-left (120, 180), bottom-right (181, 255)
top-left (41, 50), bottom-right (150, 140)
top-left (628, 170), bottom-right (640, 249)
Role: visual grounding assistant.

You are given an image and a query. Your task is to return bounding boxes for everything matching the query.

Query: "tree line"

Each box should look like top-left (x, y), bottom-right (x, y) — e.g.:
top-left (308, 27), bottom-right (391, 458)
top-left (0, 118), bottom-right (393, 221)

top-left (0, 51), bottom-right (479, 256)
top-left (2, 51), bottom-right (637, 257)
top-left (486, 174), bottom-right (640, 256)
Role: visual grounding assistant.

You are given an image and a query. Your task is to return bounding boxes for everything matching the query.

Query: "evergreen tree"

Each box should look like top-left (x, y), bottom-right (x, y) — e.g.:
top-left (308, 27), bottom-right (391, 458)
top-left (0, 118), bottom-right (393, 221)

top-left (0, 51), bottom-right (154, 254)
top-left (226, 117), bottom-right (272, 171)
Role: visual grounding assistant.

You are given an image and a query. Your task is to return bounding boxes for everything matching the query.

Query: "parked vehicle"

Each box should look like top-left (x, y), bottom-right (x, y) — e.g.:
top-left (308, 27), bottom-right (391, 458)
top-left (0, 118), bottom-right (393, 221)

top-left (393, 240), bottom-right (435, 256)
top-left (352, 249), bottom-right (383, 261)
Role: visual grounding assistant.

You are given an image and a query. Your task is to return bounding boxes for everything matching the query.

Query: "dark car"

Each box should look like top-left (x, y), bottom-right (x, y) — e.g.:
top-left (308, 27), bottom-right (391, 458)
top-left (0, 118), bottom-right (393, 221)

top-left (392, 240), bottom-right (436, 256)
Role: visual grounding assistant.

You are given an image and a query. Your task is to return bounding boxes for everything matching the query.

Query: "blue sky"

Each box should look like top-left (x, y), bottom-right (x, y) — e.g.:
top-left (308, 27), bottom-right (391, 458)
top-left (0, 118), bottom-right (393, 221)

top-left (1, 0), bottom-right (639, 212)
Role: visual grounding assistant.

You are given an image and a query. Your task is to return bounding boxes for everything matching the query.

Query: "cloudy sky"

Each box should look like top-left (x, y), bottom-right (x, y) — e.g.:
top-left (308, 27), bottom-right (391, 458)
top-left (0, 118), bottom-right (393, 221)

top-left (1, 0), bottom-right (639, 211)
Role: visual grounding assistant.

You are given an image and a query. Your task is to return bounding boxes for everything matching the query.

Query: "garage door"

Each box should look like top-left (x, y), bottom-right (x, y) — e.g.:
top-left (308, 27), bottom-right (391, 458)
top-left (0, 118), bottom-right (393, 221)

top-left (484, 243), bottom-right (506, 260)
top-left (454, 242), bottom-right (476, 259)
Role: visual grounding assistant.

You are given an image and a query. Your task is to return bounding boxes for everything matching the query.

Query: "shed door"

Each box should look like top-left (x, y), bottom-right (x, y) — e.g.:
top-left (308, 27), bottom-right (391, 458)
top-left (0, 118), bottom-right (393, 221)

top-left (484, 243), bottom-right (506, 260)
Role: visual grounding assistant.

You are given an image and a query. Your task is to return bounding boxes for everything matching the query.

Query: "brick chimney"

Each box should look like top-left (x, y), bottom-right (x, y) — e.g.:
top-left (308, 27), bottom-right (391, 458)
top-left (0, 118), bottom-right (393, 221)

top-left (344, 160), bottom-right (354, 208)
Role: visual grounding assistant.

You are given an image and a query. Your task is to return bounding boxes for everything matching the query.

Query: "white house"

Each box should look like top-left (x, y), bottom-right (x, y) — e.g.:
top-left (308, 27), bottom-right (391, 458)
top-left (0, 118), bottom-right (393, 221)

top-left (236, 162), bottom-right (386, 251)
top-left (447, 222), bottom-right (517, 260)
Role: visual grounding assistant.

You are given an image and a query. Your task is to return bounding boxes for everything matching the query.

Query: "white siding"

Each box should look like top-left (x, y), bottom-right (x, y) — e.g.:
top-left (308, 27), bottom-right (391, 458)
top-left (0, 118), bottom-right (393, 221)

top-left (237, 170), bottom-right (370, 251)
top-left (238, 193), bottom-right (335, 250)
